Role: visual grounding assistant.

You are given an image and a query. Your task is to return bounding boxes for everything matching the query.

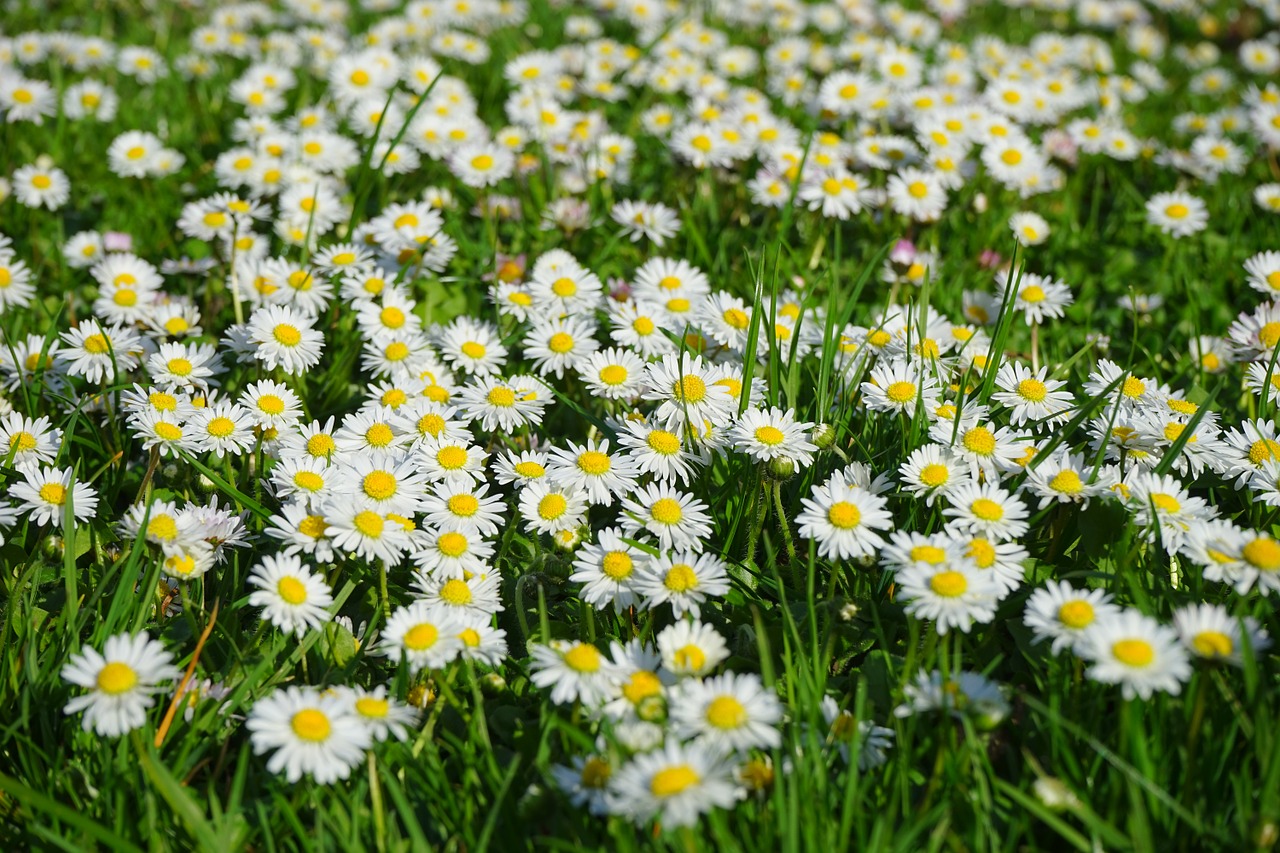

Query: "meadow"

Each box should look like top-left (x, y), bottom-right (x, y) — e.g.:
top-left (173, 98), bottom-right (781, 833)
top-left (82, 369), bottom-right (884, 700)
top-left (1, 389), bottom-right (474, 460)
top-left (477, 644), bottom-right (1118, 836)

top-left (1, 0), bottom-right (1279, 849)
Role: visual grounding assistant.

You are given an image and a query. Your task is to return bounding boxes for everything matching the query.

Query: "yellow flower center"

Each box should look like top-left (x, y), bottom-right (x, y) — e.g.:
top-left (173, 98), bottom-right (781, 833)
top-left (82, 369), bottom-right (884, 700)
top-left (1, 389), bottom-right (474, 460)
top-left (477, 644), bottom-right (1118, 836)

top-left (705, 696), bottom-right (747, 729)
top-left (601, 551), bottom-right (633, 580)
top-left (755, 423), bottom-right (790, 446)
top-left (674, 375), bottom-right (707, 403)
top-left (622, 670), bottom-right (661, 704)
top-left (962, 427), bottom-right (996, 455)
top-left (362, 471), bottom-right (397, 501)
top-left (403, 623), bottom-right (438, 650)
top-left (257, 395), bottom-right (286, 415)
top-left (277, 576), bottom-right (308, 605)
top-left (437, 446), bottom-right (467, 469)
top-left (356, 697), bottom-right (389, 718)
top-left (1192, 631), bottom-right (1233, 658)
top-left (1242, 538), bottom-right (1280, 572)
top-left (548, 333), bottom-right (574, 354)
top-left (920, 464), bottom-right (949, 487)
top-left (907, 181), bottom-right (928, 199)
top-left (1165, 203), bottom-right (1188, 219)
top-left (651, 498), bottom-right (683, 525)
top-left (154, 422), bottom-right (183, 441)
top-left (651, 765), bottom-right (700, 797)
top-left (513, 461), bottom-right (545, 478)
top-left (447, 494), bottom-right (479, 517)
top-left (1261, 322), bottom-right (1280, 349)
top-left (306, 434), bottom-right (336, 458)
top-left (930, 570), bottom-right (968, 597)
top-left (83, 334), bottom-right (111, 355)
top-left (353, 510), bottom-right (384, 537)
top-left (577, 451), bottom-right (611, 475)
top-left (1112, 639), bottom-right (1154, 667)
top-left (664, 564), bottom-right (698, 592)
top-left (1018, 378), bottom-right (1047, 401)
top-left (673, 644), bottom-right (705, 672)
top-left (96, 662), bottom-right (138, 695)
top-left (551, 277), bottom-right (577, 296)
top-left (647, 430), bottom-right (681, 455)
top-left (1049, 470), bottom-right (1083, 494)
top-left (563, 643), bottom-right (601, 672)
top-left (471, 154), bottom-right (494, 171)
top-left (971, 498), bottom-right (1003, 521)
top-left (1058, 600), bottom-right (1094, 629)
top-left (538, 493), bottom-right (568, 520)
top-left (827, 501), bottom-right (862, 529)
top-left (436, 531), bottom-right (468, 557)
top-left (886, 381), bottom-right (916, 404)
top-left (39, 483), bottom-right (67, 505)
top-left (911, 545), bottom-right (947, 564)
top-left (293, 471), bottom-right (324, 492)
top-left (439, 579), bottom-right (472, 605)
top-left (1020, 285), bottom-right (1046, 303)
top-left (599, 365), bottom-right (628, 385)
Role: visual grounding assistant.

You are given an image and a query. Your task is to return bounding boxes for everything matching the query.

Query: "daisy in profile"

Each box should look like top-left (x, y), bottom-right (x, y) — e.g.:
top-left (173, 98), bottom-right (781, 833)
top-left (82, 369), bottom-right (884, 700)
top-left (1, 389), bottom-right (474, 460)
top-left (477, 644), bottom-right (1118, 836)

top-left (1145, 191), bottom-right (1209, 238)
top-left (12, 466), bottom-right (99, 526)
top-left (620, 484), bottom-right (714, 552)
top-left (893, 669), bottom-right (1008, 724)
top-left (896, 557), bottom-right (1001, 634)
top-left (571, 527), bottom-right (648, 612)
top-left (636, 551), bottom-right (730, 618)
top-left (345, 685), bottom-right (419, 742)
top-left (379, 601), bottom-right (465, 674)
top-left (529, 640), bottom-right (620, 706)
top-left (611, 199), bottom-right (681, 246)
top-left (1023, 580), bottom-right (1121, 655)
top-left (551, 756), bottom-right (613, 816)
top-left (247, 553), bottom-right (334, 637)
top-left (1244, 251), bottom-right (1280, 298)
top-left (821, 697), bottom-right (896, 770)
top-left (796, 470), bottom-right (894, 560)
top-left (606, 741), bottom-right (738, 828)
top-left (246, 686), bottom-right (371, 784)
top-left (1009, 211), bottom-right (1050, 246)
top-left (62, 631), bottom-right (180, 736)
top-left (656, 620), bottom-right (729, 679)
top-left (1078, 610), bottom-right (1191, 700)
top-left (669, 672), bottom-right (782, 753)
top-left (1173, 603), bottom-right (1270, 668)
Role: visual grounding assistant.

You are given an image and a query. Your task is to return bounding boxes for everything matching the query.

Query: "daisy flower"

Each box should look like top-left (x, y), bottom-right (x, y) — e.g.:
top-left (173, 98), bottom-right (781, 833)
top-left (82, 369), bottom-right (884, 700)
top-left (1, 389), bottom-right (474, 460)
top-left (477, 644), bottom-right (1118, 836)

top-left (1022, 451), bottom-right (1102, 508)
top-left (245, 305), bottom-right (325, 374)
top-left (58, 320), bottom-right (142, 383)
top-left (12, 466), bottom-right (99, 526)
top-left (246, 686), bottom-right (371, 784)
top-left (325, 504), bottom-right (412, 564)
top-left (796, 471), bottom-right (894, 560)
top-left (619, 416), bottom-right (704, 484)
top-left (239, 380), bottom-right (303, 430)
top-left (657, 620), bottom-right (730, 679)
top-left (1145, 191), bottom-right (1209, 238)
top-left (898, 443), bottom-right (970, 506)
top-left (895, 559), bottom-right (1002, 634)
top-left (1172, 603), bottom-right (1271, 668)
top-left (455, 375), bottom-right (547, 433)
top-left (529, 640), bottom-right (620, 706)
top-left (635, 551), bottom-right (730, 619)
top-left (517, 481), bottom-right (589, 536)
top-left (894, 669), bottom-right (1008, 723)
top-left (247, 553), bottom-right (334, 637)
top-left (570, 527), bottom-right (649, 612)
top-left (991, 362), bottom-right (1074, 427)
top-left (643, 353), bottom-right (736, 430)
top-left (547, 439), bottom-right (640, 506)
top-left (1009, 211), bottom-right (1050, 246)
top-left (1023, 581), bottom-right (1122, 655)
top-left (410, 527), bottom-right (493, 579)
top-left (1078, 610), bottom-right (1191, 700)
top-left (379, 601), bottom-right (465, 674)
top-left (620, 484), bottom-right (714, 553)
top-left (942, 483), bottom-right (1029, 541)
top-left (62, 631), bottom-right (180, 737)
top-left (1244, 250), bottom-right (1280, 298)
top-left (670, 672), bottom-right (783, 753)
top-left (611, 199), bottom-right (681, 246)
top-left (730, 406), bottom-right (817, 467)
top-left (1002, 271), bottom-right (1073, 325)
top-left (862, 358), bottom-right (942, 419)
top-left (421, 481), bottom-right (507, 537)
top-left (345, 685), bottom-right (419, 742)
top-left (13, 163), bottom-right (71, 210)
top-left (606, 741), bottom-right (738, 829)
top-left (577, 348), bottom-right (647, 400)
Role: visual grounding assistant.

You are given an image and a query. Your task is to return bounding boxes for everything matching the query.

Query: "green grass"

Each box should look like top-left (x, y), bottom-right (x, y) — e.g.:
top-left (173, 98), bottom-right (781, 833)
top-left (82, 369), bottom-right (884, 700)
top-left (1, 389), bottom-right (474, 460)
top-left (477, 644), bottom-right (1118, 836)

top-left (2, 0), bottom-right (1280, 850)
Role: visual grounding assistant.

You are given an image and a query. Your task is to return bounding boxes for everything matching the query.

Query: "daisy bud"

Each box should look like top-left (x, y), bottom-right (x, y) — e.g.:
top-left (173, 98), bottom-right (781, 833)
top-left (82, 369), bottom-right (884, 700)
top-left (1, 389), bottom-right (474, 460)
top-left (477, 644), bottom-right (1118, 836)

top-left (162, 462), bottom-right (179, 479)
top-left (480, 672), bottom-right (508, 696)
top-left (839, 602), bottom-right (860, 622)
top-left (974, 702), bottom-right (1008, 731)
top-left (1033, 778), bottom-right (1081, 812)
top-left (40, 535), bottom-right (61, 558)
top-left (767, 457), bottom-right (796, 480)
top-left (406, 683), bottom-right (433, 708)
top-left (813, 423), bottom-right (836, 449)
top-left (637, 695), bottom-right (666, 723)
top-left (972, 192), bottom-right (988, 214)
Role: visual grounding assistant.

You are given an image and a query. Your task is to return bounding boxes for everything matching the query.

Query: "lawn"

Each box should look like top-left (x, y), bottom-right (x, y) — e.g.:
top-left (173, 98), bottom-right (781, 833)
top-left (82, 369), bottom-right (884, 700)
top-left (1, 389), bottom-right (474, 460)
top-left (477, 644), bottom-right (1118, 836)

top-left (1, 0), bottom-right (1279, 849)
